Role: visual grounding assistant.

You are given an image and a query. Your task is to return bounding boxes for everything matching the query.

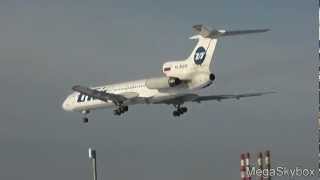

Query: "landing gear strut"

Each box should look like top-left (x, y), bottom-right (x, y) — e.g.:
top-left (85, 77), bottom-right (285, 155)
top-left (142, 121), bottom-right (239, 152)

top-left (81, 110), bottom-right (90, 123)
top-left (113, 106), bottom-right (128, 116)
top-left (172, 104), bottom-right (188, 117)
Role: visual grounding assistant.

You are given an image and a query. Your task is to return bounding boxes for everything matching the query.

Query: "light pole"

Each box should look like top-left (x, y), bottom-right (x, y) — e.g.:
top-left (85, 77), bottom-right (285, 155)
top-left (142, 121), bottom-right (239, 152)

top-left (88, 148), bottom-right (97, 180)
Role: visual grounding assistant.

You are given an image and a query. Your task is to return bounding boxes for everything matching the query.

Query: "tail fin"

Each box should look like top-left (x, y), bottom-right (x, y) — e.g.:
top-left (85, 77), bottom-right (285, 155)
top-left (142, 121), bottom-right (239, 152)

top-left (186, 25), bottom-right (269, 71)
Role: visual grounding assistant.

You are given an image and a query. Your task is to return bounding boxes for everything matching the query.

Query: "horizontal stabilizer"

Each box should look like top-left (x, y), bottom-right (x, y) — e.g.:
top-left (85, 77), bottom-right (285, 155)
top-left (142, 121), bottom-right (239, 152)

top-left (192, 24), bottom-right (269, 39)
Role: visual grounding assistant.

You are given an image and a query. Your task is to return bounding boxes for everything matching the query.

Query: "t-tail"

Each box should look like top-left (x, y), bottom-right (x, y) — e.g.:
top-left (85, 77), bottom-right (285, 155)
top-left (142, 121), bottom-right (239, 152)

top-left (161, 25), bottom-right (269, 89)
top-left (185, 25), bottom-right (270, 71)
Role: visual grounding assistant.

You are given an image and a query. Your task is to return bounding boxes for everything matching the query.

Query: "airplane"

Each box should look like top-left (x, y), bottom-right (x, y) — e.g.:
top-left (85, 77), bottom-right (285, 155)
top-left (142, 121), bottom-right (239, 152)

top-left (62, 25), bottom-right (273, 123)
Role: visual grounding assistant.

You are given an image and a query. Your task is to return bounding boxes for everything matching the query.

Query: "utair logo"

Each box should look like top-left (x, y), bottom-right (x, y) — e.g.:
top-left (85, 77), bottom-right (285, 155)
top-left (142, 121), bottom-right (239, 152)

top-left (194, 46), bottom-right (206, 65)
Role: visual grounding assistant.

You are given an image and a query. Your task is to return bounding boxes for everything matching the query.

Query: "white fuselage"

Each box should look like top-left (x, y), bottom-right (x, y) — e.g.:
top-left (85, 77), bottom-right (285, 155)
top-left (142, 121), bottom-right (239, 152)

top-left (62, 77), bottom-right (209, 112)
top-left (62, 29), bottom-right (218, 113)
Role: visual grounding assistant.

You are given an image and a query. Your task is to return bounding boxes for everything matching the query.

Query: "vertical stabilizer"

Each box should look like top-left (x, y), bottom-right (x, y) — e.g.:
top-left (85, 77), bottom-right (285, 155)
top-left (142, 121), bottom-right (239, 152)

top-left (186, 34), bottom-right (218, 71)
top-left (185, 25), bottom-right (269, 72)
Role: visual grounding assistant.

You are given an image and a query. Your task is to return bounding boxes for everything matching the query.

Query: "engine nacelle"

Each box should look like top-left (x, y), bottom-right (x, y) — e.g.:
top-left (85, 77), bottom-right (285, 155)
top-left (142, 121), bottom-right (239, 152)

top-left (189, 72), bottom-right (215, 89)
top-left (145, 77), bottom-right (182, 89)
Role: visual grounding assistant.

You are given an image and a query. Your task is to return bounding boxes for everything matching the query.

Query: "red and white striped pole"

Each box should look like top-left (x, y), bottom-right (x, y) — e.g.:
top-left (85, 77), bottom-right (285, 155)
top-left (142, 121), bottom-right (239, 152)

top-left (265, 150), bottom-right (271, 180)
top-left (257, 152), bottom-right (263, 180)
top-left (245, 152), bottom-right (251, 180)
top-left (240, 153), bottom-right (246, 180)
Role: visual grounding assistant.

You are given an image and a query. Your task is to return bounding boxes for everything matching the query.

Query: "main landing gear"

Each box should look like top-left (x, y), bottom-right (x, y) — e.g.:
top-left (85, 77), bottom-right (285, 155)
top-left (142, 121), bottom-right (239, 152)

top-left (113, 106), bottom-right (128, 116)
top-left (172, 104), bottom-right (188, 117)
top-left (81, 110), bottom-right (90, 123)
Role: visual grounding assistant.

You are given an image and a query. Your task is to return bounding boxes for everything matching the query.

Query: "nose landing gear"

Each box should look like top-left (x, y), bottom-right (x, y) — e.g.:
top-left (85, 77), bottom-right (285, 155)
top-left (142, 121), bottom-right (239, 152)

top-left (82, 117), bottom-right (89, 123)
top-left (81, 110), bottom-right (90, 123)
top-left (172, 104), bottom-right (188, 117)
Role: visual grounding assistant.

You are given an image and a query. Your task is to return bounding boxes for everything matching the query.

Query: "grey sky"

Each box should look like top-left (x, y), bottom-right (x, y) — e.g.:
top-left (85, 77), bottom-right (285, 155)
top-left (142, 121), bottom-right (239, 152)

top-left (0, 0), bottom-right (316, 179)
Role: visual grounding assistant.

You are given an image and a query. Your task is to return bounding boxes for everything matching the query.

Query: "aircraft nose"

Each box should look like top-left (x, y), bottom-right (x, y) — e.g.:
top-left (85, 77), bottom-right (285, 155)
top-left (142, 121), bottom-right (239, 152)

top-left (62, 98), bottom-right (72, 111)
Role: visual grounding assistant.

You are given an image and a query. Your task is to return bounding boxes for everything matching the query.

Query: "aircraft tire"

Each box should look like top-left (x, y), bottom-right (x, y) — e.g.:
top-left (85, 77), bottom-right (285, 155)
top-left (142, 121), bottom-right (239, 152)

top-left (82, 117), bottom-right (89, 123)
top-left (113, 109), bottom-right (121, 116)
top-left (173, 111), bottom-right (180, 117)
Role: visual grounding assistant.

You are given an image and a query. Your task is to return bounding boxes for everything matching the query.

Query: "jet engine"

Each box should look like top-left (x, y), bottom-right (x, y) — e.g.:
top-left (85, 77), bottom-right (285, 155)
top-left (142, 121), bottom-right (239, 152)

top-left (189, 72), bottom-right (215, 89)
top-left (145, 77), bottom-right (182, 89)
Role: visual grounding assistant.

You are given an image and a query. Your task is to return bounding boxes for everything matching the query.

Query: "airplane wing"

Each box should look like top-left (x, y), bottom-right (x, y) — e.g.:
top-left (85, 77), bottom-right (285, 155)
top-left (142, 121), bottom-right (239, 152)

top-left (157, 92), bottom-right (275, 105)
top-left (72, 85), bottom-right (129, 106)
top-left (192, 92), bottom-right (275, 102)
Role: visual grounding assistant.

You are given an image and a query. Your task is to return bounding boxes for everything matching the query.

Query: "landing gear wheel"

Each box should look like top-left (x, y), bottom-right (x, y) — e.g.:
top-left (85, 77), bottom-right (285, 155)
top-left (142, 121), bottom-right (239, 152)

top-left (82, 117), bottom-right (89, 123)
top-left (172, 104), bottom-right (188, 117)
top-left (113, 109), bottom-right (121, 116)
top-left (181, 107), bottom-right (188, 113)
top-left (81, 110), bottom-right (90, 123)
top-left (173, 110), bottom-right (180, 117)
top-left (113, 106), bottom-right (129, 116)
